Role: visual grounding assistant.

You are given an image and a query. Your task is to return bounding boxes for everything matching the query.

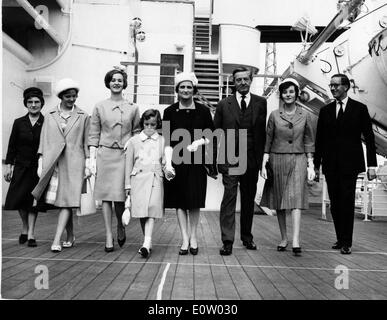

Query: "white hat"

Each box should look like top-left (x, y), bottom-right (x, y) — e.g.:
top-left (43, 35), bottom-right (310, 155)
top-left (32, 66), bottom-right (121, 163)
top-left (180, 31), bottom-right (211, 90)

top-left (55, 78), bottom-right (80, 97)
top-left (280, 78), bottom-right (300, 88)
top-left (175, 72), bottom-right (198, 89)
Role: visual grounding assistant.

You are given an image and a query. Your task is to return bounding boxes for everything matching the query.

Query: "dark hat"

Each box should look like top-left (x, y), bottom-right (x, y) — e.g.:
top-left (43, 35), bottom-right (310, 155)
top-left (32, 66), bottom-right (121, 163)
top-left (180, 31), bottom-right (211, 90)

top-left (23, 87), bottom-right (44, 107)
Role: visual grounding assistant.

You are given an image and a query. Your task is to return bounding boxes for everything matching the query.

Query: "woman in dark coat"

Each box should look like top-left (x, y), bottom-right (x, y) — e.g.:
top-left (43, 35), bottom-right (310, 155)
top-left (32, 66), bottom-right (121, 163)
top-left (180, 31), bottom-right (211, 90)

top-left (163, 72), bottom-right (216, 255)
top-left (4, 87), bottom-right (45, 247)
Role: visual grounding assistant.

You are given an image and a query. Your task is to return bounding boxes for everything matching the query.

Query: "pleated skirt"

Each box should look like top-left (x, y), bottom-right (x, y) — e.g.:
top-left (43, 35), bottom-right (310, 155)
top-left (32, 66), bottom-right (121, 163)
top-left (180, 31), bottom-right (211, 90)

top-left (94, 146), bottom-right (126, 202)
top-left (260, 153), bottom-right (309, 210)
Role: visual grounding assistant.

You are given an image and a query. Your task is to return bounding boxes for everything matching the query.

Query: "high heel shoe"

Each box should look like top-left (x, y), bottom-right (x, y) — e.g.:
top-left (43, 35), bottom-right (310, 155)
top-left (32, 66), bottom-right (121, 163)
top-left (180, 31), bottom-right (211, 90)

top-left (117, 226), bottom-right (126, 247)
top-left (138, 247), bottom-right (150, 258)
top-left (51, 244), bottom-right (62, 253)
top-left (277, 244), bottom-right (288, 252)
top-left (19, 234), bottom-right (28, 244)
top-left (189, 247), bottom-right (198, 255)
top-left (105, 239), bottom-right (114, 253)
top-left (292, 247), bottom-right (302, 256)
top-left (63, 237), bottom-right (75, 248)
top-left (178, 247), bottom-right (189, 255)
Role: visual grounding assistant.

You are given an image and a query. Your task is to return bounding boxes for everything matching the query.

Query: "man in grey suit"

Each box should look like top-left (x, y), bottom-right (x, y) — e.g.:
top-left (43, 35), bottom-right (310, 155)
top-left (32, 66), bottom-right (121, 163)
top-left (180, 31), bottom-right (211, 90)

top-left (214, 66), bottom-right (267, 255)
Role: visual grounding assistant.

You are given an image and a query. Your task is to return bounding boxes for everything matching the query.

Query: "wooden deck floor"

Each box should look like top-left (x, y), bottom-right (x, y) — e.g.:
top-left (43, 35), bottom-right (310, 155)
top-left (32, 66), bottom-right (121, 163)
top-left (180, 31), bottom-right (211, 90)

top-left (1, 205), bottom-right (387, 300)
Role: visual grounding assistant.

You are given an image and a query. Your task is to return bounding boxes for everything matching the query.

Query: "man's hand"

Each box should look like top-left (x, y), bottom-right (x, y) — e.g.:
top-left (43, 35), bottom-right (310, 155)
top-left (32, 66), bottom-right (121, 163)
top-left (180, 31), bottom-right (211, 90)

top-left (367, 168), bottom-right (377, 181)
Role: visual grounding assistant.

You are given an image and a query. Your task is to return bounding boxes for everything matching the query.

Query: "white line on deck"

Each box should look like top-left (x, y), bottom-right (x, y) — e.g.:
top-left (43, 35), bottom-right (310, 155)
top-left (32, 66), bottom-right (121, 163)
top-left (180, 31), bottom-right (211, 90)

top-left (157, 263), bottom-right (170, 300)
top-left (3, 256), bottom-right (387, 273)
top-left (3, 238), bottom-right (387, 256)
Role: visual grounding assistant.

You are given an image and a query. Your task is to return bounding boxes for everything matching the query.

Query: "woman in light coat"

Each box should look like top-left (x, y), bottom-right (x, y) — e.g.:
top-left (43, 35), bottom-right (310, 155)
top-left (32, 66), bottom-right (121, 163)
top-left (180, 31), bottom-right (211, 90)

top-left (88, 68), bottom-right (140, 252)
top-left (32, 78), bottom-right (90, 252)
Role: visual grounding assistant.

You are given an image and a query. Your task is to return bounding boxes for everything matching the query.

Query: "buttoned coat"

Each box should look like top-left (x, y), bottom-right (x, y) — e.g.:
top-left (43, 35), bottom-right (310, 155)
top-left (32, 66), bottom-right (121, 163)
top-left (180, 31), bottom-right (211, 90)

top-left (125, 132), bottom-right (165, 218)
top-left (214, 93), bottom-right (267, 173)
top-left (264, 106), bottom-right (315, 154)
top-left (88, 99), bottom-right (141, 148)
top-left (314, 98), bottom-right (377, 175)
top-left (32, 105), bottom-right (90, 207)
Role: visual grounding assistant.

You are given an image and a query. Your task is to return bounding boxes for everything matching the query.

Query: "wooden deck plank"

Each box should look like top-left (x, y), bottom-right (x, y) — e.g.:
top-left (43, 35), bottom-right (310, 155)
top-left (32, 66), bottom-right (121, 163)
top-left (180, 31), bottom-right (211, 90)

top-left (2, 207), bottom-right (386, 300)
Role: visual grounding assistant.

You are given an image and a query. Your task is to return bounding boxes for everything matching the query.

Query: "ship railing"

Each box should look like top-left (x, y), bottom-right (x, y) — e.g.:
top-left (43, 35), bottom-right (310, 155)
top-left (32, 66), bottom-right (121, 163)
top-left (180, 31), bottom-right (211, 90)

top-left (321, 173), bottom-right (387, 221)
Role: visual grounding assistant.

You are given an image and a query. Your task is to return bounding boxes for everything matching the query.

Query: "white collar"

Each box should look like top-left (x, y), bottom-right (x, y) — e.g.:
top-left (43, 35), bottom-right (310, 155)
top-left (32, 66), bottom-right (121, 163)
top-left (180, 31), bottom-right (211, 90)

top-left (236, 91), bottom-right (251, 100)
top-left (139, 131), bottom-right (159, 141)
top-left (58, 103), bottom-right (75, 113)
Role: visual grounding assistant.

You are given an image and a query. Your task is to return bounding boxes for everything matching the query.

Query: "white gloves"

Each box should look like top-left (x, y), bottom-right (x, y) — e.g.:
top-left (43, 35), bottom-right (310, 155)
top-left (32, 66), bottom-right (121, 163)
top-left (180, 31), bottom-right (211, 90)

top-left (122, 194), bottom-right (131, 226)
top-left (164, 146), bottom-right (175, 180)
top-left (85, 158), bottom-right (92, 178)
top-left (37, 156), bottom-right (43, 178)
top-left (89, 146), bottom-right (97, 176)
top-left (187, 138), bottom-right (210, 152)
top-left (307, 158), bottom-right (315, 181)
top-left (260, 153), bottom-right (269, 179)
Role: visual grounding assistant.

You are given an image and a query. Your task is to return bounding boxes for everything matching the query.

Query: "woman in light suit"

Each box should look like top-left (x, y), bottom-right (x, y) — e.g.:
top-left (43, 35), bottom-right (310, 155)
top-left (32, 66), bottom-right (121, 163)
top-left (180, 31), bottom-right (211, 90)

top-left (88, 68), bottom-right (140, 252)
top-left (260, 78), bottom-right (315, 256)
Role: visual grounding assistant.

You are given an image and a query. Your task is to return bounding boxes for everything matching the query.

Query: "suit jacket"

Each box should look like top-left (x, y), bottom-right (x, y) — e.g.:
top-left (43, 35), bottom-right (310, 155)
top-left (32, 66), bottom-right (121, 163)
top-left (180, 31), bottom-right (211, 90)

top-left (264, 106), bottom-right (315, 154)
top-left (314, 97), bottom-right (377, 175)
top-left (214, 93), bottom-right (267, 173)
top-left (5, 113), bottom-right (44, 167)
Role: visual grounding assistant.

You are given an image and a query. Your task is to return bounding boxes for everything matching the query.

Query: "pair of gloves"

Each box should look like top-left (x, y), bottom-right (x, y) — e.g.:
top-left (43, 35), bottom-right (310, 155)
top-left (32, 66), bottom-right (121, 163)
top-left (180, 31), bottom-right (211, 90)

top-left (260, 153), bottom-right (316, 181)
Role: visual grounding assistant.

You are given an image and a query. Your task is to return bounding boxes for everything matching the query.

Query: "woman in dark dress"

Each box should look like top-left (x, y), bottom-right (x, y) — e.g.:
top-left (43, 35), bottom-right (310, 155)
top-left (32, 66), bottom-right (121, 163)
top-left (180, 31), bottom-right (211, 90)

top-left (163, 72), bottom-right (216, 255)
top-left (4, 87), bottom-right (45, 247)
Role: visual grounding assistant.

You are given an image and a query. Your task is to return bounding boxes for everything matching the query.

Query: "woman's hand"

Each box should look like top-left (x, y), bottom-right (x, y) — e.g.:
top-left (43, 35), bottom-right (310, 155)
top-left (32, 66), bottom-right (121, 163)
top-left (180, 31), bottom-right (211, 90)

top-left (260, 153), bottom-right (269, 179)
top-left (124, 192), bottom-right (131, 208)
top-left (37, 156), bottom-right (42, 178)
top-left (4, 164), bottom-right (13, 182)
top-left (164, 165), bottom-right (176, 181)
top-left (260, 165), bottom-right (267, 179)
top-left (84, 158), bottom-right (92, 178)
top-left (307, 157), bottom-right (315, 181)
top-left (89, 146), bottom-right (97, 175)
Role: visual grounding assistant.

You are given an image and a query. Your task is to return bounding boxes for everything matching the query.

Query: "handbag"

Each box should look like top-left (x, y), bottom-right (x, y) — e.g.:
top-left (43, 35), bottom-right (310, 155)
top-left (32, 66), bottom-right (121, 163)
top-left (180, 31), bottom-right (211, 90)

top-left (76, 177), bottom-right (96, 217)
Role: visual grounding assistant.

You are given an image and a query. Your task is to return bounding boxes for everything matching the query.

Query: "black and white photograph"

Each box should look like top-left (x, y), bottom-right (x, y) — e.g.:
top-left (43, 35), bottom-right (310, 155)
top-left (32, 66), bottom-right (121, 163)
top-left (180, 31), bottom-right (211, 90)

top-left (1, 0), bottom-right (387, 309)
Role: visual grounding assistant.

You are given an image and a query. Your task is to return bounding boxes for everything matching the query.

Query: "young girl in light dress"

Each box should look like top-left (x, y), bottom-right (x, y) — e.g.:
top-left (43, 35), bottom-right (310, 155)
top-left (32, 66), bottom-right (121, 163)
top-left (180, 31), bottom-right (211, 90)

top-left (124, 109), bottom-right (174, 258)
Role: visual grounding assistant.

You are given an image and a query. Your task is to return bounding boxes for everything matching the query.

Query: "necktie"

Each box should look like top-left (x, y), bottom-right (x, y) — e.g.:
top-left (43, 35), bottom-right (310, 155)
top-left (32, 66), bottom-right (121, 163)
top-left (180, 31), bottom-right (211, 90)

top-left (337, 100), bottom-right (344, 123)
top-left (241, 95), bottom-right (246, 112)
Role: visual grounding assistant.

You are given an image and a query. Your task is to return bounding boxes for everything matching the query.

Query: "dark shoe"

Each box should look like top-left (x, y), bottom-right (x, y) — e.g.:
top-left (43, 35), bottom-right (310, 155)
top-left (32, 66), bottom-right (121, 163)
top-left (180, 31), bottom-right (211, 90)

top-left (19, 234), bottom-right (28, 244)
top-left (118, 236), bottom-right (126, 248)
top-left (219, 244), bottom-right (233, 256)
top-left (277, 244), bottom-right (288, 251)
top-left (189, 247), bottom-right (199, 255)
top-left (292, 247), bottom-right (302, 256)
top-left (117, 226), bottom-right (126, 247)
top-left (27, 239), bottom-right (37, 247)
top-left (243, 240), bottom-right (257, 250)
top-left (340, 246), bottom-right (351, 254)
top-left (332, 242), bottom-right (342, 250)
top-left (105, 239), bottom-right (114, 253)
top-left (139, 247), bottom-right (149, 258)
top-left (179, 248), bottom-right (189, 255)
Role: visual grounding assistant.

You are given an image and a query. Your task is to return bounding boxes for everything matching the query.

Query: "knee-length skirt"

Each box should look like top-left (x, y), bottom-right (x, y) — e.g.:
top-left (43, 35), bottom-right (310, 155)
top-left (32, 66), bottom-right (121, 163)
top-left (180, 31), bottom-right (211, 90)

top-left (4, 165), bottom-right (39, 212)
top-left (164, 164), bottom-right (207, 210)
top-left (260, 153), bottom-right (309, 210)
top-left (94, 146), bottom-right (126, 202)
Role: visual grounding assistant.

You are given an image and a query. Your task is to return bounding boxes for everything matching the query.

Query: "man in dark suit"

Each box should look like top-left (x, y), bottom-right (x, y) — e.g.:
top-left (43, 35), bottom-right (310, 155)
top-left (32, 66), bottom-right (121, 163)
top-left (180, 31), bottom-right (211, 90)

top-left (314, 74), bottom-right (377, 254)
top-left (214, 66), bottom-right (267, 255)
